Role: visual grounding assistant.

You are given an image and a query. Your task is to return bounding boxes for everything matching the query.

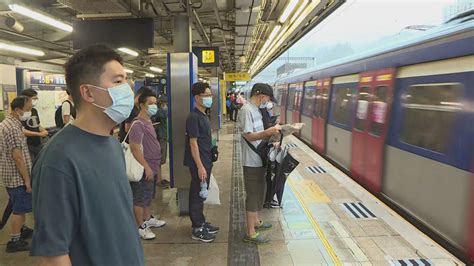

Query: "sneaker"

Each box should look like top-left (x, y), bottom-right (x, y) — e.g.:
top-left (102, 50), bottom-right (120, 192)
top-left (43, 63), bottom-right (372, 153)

top-left (243, 233), bottom-right (270, 245)
top-left (138, 226), bottom-right (156, 240)
top-left (255, 221), bottom-right (273, 232)
top-left (157, 180), bottom-right (170, 188)
top-left (6, 239), bottom-right (30, 253)
top-left (270, 200), bottom-right (281, 208)
top-left (203, 222), bottom-right (219, 234)
top-left (191, 227), bottom-right (215, 243)
top-left (20, 226), bottom-right (33, 239)
top-left (145, 217), bottom-right (166, 228)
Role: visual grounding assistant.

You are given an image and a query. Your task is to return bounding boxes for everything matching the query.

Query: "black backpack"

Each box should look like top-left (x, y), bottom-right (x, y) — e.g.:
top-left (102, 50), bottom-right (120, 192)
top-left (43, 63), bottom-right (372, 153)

top-left (55, 100), bottom-right (75, 129)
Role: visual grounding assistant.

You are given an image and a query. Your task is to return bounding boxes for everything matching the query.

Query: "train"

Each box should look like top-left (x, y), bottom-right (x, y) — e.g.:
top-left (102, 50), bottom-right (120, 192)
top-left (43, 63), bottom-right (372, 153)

top-left (269, 14), bottom-right (474, 263)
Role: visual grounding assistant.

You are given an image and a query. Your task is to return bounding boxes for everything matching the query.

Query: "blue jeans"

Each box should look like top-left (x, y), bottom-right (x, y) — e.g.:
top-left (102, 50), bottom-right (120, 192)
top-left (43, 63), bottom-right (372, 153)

top-left (6, 186), bottom-right (32, 214)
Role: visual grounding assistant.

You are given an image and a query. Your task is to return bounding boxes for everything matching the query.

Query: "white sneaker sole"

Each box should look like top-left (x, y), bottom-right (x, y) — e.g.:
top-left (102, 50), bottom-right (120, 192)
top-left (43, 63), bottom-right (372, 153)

top-left (147, 222), bottom-right (166, 228)
top-left (140, 235), bottom-right (156, 240)
top-left (191, 235), bottom-right (215, 243)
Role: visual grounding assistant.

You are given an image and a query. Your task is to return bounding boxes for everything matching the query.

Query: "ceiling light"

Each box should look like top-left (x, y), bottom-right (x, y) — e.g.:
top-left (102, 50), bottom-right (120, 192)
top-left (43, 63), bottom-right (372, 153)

top-left (268, 25), bottom-right (281, 41)
top-left (279, 0), bottom-right (299, 23)
top-left (149, 66), bottom-right (163, 73)
top-left (0, 42), bottom-right (44, 56)
top-left (124, 68), bottom-right (134, 74)
top-left (290, 0), bottom-right (308, 24)
top-left (9, 4), bottom-right (73, 32)
top-left (118, 47), bottom-right (139, 57)
top-left (145, 73), bottom-right (155, 78)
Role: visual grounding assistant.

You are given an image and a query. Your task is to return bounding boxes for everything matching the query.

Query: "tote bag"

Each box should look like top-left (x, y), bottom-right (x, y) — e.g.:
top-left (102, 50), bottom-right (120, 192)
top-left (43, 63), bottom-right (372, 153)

top-left (122, 120), bottom-right (144, 182)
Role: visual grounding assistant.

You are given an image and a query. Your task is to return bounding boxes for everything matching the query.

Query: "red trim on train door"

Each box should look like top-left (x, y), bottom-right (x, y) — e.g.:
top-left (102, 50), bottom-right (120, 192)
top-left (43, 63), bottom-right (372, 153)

top-left (293, 83), bottom-right (303, 136)
top-left (280, 85), bottom-right (288, 124)
top-left (312, 79), bottom-right (331, 154)
top-left (365, 69), bottom-right (395, 193)
top-left (351, 72), bottom-right (373, 183)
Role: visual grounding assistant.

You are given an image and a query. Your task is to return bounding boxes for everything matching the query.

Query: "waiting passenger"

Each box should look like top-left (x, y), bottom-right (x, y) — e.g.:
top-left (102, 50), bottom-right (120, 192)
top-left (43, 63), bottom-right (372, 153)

top-left (119, 86), bottom-right (149, 142)
top-left (129, 89), bottom-right (166, 240)
top-left (20, 89), bottom-right (49, 161)
top-left (239, 83), bottom-right (280, 244)
top-left (30, 44), bottom-right (144, 265)
top-left (61, 89), bottom-right (75, 125)
top-left (152, 94), bottom-right (170, 188)
top-left (184, 82), bottom-right (219, 242)
top-left (0, 96), bottom-right (34, 253)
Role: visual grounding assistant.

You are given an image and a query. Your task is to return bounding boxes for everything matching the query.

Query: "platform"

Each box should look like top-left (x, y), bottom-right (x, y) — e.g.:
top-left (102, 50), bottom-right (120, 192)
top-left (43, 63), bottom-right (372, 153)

top-left (0, 122), bottom-right (463, 265)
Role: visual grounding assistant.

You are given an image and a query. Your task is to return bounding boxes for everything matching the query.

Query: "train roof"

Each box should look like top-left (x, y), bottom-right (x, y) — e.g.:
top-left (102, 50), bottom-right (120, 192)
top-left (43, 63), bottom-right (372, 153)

top-left (274, 17), bottom-right (474, 86)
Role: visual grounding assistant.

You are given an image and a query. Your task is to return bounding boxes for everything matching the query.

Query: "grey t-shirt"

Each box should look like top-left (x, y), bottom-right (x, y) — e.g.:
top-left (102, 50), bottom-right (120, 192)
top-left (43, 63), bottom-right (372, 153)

top-left (30, 125), bottom-right (144, 266)
top-left (239, 102), bottom-right (265, 167)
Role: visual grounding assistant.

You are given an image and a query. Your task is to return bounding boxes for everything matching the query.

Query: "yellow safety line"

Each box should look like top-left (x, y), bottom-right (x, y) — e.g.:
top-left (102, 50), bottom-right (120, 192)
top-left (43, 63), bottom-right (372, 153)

top-left (288, 178), bottom-right (343, 266)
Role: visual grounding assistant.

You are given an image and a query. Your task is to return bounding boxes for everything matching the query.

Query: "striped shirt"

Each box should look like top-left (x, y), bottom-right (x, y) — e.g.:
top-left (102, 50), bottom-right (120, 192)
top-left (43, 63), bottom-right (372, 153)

top-left (0, 115), bottom-right (32, 188)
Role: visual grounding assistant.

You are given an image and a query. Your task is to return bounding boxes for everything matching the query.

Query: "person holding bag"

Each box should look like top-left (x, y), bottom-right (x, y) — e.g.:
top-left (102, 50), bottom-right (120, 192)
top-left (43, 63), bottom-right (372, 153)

top-left (129, 89), bottom-right (166, 240)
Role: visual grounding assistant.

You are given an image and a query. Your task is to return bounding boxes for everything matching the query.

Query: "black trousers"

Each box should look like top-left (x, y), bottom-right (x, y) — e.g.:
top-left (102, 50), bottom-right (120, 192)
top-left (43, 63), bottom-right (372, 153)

top-left (188, 164), bottom-right (212, 228)
top-left (233, 108), bottom-right (239, 121)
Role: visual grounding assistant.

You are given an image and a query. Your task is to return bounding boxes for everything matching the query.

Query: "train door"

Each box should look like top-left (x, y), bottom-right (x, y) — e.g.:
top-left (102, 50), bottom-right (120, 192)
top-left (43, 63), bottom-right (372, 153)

top-left (286, 83), bottom-right (297, 125)
top-left (293, 83), bottom-right (303, 136)
top-left (351, 69), bottom-right (395, 192)
top-left (301, 81), bottom-right (317, 144)
top-left (280, 85), bottom-right (288, 124)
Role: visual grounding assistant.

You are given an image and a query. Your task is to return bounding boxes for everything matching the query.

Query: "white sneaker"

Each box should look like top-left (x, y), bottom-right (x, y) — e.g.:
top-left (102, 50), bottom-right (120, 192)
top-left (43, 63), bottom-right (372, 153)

top-left (145, 217), bottom-right (166, 228)
top-left (138, 226), bottom-right (156, 240)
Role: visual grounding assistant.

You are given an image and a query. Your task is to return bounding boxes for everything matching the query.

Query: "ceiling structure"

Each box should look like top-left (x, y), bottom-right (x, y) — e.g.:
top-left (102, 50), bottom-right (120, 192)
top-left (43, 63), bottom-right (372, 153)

top-left (0, 0), bottom-right (344, 79)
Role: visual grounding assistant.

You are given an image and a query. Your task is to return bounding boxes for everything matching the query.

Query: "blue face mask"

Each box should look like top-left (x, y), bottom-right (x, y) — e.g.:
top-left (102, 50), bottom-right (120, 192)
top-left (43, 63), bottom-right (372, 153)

top-left (202, 96), bottom-right (213, 108)
top-left (259, 101), bottom-right (267, 109)
top-left (147, 104), bottom-right (158, 116)
top-left (90, 83), bottom-right (134, 124)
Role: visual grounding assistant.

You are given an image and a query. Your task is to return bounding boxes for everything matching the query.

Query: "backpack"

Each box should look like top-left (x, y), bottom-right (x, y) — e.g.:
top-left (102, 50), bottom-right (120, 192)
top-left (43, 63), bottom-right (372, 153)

top-left (55, 100), bottom-right (75, 129)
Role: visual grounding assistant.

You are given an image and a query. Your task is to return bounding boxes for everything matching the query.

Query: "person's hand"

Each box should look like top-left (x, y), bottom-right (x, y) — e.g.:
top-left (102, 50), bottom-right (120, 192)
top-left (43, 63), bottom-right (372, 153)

top-left (40, 130), bottom-right (49, 138)
top-left (265, 125), bottom-right (281, 137)
top-left (25, 183), bottom-right (32, 193)
top-left (144, 165), bottom-right (154, 181)
top-left (198, 166), bottom-right (207, 182)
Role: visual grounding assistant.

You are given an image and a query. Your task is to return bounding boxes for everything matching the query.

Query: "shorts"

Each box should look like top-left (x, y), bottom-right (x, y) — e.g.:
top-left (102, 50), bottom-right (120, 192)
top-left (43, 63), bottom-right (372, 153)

top-left (6, 186), bottom-right (32, 214)
top-left (130, 174), bottom-right (155, 208)
top-left (243, 166), bottom-right (266, 212)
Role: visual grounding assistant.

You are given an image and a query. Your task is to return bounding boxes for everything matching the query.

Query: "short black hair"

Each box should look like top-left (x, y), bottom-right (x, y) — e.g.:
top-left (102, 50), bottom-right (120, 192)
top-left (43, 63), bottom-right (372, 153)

top-left (11, 96), bottom-right (29, 111)
top-left (191, 82), bottom-right (210, 96)
top-left (21, 89), bottom-right (38, 98)
top-left (64, 44), bottom-right (123, 109)
top-left (138, 88), bottom-right (156, 106)
top-left (136, 86), bottom-right (149, 98)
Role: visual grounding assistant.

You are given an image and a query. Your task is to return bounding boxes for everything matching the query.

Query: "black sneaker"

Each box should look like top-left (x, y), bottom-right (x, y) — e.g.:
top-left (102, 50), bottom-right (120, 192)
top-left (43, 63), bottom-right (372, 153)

top-left (6, 239), bottom-right (30, 253)
top-left (191, 228), bottom-right (215, 243)
top-left (203, 222), bottom-right (219, 234)
top-left (21, 226), bottom-right (33, 239)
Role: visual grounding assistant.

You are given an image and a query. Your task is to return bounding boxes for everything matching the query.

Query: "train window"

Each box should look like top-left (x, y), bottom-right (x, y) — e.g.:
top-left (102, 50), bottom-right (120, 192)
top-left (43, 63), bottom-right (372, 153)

top-left (400, 83), bottom-right (463, 154)
top-left (321, 87), bottom-right (330, 120)
top-left (333, 87), bottom-right (354, 126)
top-left (302, 84), bottom-right (316, 116)
top-left (354, 87), bottom-right (370, 131)
top-left (287, 85), bottom-right (297, 110)
top-left (369, 86), bottom-right (389, 136)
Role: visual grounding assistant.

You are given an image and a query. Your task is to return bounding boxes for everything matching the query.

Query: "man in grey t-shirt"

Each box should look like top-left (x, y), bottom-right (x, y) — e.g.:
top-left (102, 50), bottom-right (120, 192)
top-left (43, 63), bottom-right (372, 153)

top-left (239, 83), bottom-right (280, 244)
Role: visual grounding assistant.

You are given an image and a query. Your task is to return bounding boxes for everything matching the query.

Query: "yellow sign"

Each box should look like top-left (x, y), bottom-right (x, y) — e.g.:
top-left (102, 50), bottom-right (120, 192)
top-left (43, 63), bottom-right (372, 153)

top-left (224, 72), bottom-right (250, 81)
top-left (360, 76), bottom-right (373, 83)
top-left (376, 74), bottom-right (392, 81)
top-left (202, 50), bottom-right (215, 63)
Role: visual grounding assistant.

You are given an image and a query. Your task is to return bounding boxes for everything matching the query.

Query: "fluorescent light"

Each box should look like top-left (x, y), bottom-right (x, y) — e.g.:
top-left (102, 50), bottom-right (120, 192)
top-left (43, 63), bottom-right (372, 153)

top-left (9, 4), bottom-right (72, 32)
top-left (279, 0), bottom-right (299, 23)
top-left (118, 47), bottom-right (139, 57)
top-left (290, 0), bottom-right (308, 24)
top-left (145, 73), bottom-right (155, 78)
top-left (0, 42), bottom-right (44, 56)
top-left (268, 25), bottom-right (281, 41)
top-left (149, 66), bottom-right (163, 73)
top-left (124, 68), bottom-right (134, 74)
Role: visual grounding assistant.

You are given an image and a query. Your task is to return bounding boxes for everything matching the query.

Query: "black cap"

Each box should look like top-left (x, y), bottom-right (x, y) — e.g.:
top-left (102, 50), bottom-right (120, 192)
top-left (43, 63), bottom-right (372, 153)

top-left (251, 83), bottom-right (276, 102)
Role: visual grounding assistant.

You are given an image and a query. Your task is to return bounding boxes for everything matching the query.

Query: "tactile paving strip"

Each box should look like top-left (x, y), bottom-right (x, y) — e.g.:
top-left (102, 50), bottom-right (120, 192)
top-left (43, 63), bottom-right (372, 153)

top-left (228, 130), bottom-right (260, 266)
top-left (285, 143), bottom-right (297, 148)
top-left (341, 202), bottom-right (377, 219)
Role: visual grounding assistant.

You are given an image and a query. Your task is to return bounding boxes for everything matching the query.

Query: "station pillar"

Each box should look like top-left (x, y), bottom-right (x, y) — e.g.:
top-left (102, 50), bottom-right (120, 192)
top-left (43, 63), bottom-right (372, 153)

top-left (168, 13), bottom-right (197, 215)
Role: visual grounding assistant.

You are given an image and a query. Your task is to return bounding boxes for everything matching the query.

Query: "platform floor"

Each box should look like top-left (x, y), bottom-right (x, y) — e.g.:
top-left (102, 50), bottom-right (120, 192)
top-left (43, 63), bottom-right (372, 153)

top-left (0, 122), bottom-right (464, 265)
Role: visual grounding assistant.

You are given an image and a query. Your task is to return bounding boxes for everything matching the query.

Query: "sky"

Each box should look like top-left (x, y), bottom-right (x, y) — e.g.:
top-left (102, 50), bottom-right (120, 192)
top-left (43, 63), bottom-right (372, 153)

top-left (253, 0), bottom-right (467, 83)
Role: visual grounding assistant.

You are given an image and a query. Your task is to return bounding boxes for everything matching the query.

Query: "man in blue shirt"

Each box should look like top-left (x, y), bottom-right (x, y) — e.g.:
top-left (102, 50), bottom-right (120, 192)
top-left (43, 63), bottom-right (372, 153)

top-left (184, 82), bottom-right (219, 242)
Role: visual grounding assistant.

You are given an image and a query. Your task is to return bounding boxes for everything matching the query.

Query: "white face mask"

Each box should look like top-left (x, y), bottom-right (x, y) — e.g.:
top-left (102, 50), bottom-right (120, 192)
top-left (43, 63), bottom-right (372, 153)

top-left (266, 102), bottom-right (274, 110)
top-left (32, 99), bottom-right (38, 107)
top-left (20, 111), bottom-right (31, 121)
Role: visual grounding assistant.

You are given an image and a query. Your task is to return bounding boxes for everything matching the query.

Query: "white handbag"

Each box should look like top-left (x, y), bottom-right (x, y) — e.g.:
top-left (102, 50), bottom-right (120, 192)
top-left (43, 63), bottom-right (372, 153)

top-left (204, 174), bottom-right (221, 205)
top-left (122, 120), bottom-right (144, 182)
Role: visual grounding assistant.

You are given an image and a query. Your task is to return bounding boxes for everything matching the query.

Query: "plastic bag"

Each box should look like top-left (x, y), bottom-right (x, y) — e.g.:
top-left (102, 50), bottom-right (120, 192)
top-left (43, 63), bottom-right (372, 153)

top-left (204, 174), bottom-right (221, 205)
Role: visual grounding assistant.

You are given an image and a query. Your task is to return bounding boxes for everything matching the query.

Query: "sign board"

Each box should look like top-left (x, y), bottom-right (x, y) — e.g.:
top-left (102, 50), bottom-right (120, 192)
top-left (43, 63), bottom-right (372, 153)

top-left (192, 47), bottom-right (219, 67)
top-left (224, 72), bottom-right (250, 81)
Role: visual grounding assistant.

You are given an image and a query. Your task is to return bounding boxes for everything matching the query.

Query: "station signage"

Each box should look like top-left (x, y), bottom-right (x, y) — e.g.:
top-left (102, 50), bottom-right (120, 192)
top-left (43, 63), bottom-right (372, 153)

top-left (29, 73), bottom-right (67, 91)
top-left (224, 72), bottom-right (250, 81)
top-left (192, 47), bottom-right (219, 67)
